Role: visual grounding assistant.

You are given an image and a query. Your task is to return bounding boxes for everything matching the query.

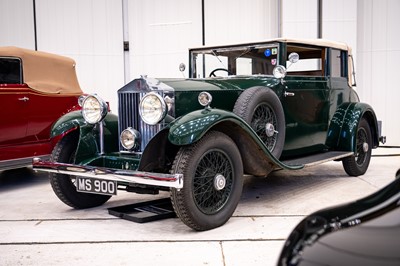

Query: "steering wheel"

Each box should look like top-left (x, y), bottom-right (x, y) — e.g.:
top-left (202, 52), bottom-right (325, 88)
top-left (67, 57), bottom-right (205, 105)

top-left (209, 68), bottom-right (232, 77)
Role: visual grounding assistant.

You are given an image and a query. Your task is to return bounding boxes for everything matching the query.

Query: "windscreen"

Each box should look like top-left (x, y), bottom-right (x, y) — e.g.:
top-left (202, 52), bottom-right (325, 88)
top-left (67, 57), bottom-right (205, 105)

top-left (190, 43), bottom-right (279, 78)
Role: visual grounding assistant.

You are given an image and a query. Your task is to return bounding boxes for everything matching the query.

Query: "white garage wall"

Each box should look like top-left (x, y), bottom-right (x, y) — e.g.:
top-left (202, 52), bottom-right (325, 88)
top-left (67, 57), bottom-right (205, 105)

top-left (281, 0), bottom-right (318, 38)
top-left (127, 0), bottom-right (278, 79)
top-left (357, 0), bottom-right (400, 145)
top-left (322, 0), bottom-right (357, 62)
top-left (127, 0), bottom-right (203, 79)
top-left (205, 0), bottom-right (278, 45)
top-left (0, 0), bottom-right (35, 49)
top-left (34, 0), bottom-right (124, 112)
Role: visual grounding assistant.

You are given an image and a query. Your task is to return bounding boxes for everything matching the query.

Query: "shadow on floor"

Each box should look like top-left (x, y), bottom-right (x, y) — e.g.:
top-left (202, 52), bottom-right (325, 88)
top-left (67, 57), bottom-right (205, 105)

top-left (0, 168), bottom-right (48, 191)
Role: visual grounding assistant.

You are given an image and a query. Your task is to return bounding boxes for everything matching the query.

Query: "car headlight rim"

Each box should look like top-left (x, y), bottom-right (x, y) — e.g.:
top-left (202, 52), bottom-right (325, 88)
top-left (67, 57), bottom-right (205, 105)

top-left (120, 127), bottom-right (141, 150)
top-left (81, 94), bottom-right (108, 124)
top-left (139, 92), bottom-right (167, 125)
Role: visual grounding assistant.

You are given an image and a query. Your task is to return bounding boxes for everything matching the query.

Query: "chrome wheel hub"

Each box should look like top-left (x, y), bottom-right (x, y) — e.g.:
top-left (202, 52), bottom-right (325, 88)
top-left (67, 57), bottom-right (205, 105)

top-left (363, 142), bottom-right (369, 153)
top-left (265, 123), bottom-right (277, 137)
top-left (214, 174), bottom-right (226, 191)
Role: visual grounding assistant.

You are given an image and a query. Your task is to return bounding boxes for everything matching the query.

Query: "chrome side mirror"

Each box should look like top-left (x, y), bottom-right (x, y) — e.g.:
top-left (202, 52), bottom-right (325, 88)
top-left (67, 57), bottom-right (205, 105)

top-left (179, 63), bottom-right (186, 72)
top-left (179, 63), bottom-right (186, 78)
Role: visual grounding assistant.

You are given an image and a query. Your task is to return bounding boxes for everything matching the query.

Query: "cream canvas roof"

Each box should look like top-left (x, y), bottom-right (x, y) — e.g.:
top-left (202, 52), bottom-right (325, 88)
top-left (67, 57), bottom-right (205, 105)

top-left (0, 46), bottom-right (82, 94)
top-left (190, 38), bottom-right (351, 52)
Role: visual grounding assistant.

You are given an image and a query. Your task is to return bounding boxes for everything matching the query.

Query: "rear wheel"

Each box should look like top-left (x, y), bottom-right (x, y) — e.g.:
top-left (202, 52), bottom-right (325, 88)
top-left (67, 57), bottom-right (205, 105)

top-left (342, 118), bottom-right (372, 176)
top-left (170, 131), bottom-right (243, 231)
top-left (50, 132), bottom-right (111, 209)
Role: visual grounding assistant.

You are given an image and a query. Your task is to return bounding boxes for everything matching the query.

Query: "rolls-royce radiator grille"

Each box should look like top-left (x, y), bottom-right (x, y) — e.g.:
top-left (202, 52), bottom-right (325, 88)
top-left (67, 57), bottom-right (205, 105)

top-left (118, 92), bottom-right (163, 152)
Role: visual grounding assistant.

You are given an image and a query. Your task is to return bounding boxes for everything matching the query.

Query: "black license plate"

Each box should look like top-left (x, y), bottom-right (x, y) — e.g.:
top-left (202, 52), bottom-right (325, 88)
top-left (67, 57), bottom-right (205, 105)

top-left (76, 177), bottom-right (117, 196)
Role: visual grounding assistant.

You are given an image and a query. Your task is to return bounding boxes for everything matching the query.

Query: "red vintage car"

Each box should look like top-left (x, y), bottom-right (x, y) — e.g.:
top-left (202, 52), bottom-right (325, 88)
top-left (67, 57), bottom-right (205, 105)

top-left (0, 47), bottom-right (83, 170)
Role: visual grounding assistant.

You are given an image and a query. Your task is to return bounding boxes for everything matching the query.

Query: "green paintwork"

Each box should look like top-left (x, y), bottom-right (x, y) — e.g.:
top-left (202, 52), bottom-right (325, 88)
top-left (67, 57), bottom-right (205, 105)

top-left (160, 79), bottom-right (242, 116)
top-left (326, 102), bottom-right (379, 152)
top-left (80, 153), bottom-right (141, 171)
top-left (50, 110), bottom-right (119, 164)
top-left (168, 108), bottom-right (302, 170)
top-left (51, 110), bottom-right (84, 138)
top-left (160, 78), bottom-right (282, 117)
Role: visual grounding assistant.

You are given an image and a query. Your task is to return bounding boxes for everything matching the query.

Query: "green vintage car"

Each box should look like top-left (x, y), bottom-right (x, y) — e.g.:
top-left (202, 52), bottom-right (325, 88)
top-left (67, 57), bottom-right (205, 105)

top-left (33, 38), bottom-right (385, 231)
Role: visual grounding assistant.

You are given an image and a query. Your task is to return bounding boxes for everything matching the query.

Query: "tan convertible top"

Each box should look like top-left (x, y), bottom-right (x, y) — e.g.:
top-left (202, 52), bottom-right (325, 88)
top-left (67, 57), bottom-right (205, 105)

top-left (0, 46), bottom-right (82, 94)
top-left (190, 38), bottom-right (351, 52)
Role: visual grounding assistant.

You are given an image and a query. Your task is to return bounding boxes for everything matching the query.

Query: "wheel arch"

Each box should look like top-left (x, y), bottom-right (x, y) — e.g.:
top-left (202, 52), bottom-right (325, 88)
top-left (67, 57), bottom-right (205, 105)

top-left (140, 108), bottom-right (302, 176)
top-left (50, 111), bottom-right (119, 163)
top-left (326, 102), bottom-right (380, 152)
top-left (362, 109), bottom-right (380, 149)
top-left (211, 120), bottom-right (281, 176)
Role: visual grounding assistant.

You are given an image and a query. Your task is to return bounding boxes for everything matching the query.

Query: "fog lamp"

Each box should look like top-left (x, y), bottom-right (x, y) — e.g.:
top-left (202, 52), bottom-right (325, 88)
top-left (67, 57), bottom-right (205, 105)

top-left (120, 128), bottom-right (141, 150)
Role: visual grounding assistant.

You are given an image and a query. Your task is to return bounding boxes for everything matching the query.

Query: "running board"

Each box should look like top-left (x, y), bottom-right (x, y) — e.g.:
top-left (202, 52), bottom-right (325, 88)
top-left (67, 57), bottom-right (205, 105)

top-left (282, 151), bottom-right (353, 168)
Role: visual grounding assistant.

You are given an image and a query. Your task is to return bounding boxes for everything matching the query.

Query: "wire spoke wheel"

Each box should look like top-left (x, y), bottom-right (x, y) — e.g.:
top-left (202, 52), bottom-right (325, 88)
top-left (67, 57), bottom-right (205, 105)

top-left (251, 103), bottom-right (278, 152)
top-left (170, 131), bottom-right (243, 231)
top-left (342, 118), bottom-right (372, 176)
top-left (355, 127), bottom-right (368, 166)
top-left (193, 149), bottom-right (233, 214)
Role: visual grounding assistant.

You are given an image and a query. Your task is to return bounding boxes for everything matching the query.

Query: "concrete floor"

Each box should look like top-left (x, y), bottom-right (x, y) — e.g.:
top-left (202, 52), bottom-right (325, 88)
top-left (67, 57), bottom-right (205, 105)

top-left (0, 147), bottom-right (398, 266)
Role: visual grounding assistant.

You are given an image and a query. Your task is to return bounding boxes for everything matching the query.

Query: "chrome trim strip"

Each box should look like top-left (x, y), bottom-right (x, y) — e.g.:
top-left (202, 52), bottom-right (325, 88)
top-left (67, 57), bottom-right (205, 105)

top-left (32, 158), bottom-right (183, 189)
top-left (0, 155), bottom-right (50, 171)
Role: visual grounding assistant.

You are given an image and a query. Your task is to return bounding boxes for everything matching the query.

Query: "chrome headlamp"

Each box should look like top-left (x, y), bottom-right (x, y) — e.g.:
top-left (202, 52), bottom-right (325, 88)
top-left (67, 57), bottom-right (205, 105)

top-left (120, 127), bottom-right (141, 150)
top-left (81, 94), bottom-right (108, 124)
top-left (139, 92), bottom-right (167, 125)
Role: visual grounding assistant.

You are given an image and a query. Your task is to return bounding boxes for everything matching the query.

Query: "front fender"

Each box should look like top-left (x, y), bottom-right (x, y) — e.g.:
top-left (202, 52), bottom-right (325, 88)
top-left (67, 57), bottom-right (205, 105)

top-left (168, 108), bottom-right (228, 146)
top-left (51, 110), bottom-right (85, 138)
top-left (168, 108), bottom-right (302, 172)
top-left (51, 111), bottom-right (119, 163)
top-left (326, 102), bottom-right (379, 152)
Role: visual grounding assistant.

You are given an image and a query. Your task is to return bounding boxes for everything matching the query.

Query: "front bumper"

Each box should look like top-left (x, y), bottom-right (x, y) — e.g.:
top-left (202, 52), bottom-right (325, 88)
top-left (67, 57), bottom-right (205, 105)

top-left (32, 158), bottom-right (183, 189)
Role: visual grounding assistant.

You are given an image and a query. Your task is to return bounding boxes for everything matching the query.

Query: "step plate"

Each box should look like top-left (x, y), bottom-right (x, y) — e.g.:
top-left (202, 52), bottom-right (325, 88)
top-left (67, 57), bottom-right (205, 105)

top-left (108, 198), bottom-right (176, 223)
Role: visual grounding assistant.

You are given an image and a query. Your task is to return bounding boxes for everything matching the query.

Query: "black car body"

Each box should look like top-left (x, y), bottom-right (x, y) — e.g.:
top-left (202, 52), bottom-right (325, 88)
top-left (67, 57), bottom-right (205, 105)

top-left (278, 170), bottom-right (400, 266)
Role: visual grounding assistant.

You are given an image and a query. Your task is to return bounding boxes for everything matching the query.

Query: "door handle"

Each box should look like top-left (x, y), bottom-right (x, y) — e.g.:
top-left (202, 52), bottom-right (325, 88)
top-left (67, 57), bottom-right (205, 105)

top-left (18, 97), bottom-right (29, 102)
top-left (284, 91), bottom-right (295, 97)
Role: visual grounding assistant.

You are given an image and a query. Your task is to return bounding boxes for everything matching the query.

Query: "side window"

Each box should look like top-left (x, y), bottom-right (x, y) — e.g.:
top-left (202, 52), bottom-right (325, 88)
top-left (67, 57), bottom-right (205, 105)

top-left (245, 47), bottom-right (278, 75)
top-left (286, 45), bottom-right (325, 76)
top-left (330, 49), bottom-right (346, 78)
top-left (0, 57), bottom-right (22, 84)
